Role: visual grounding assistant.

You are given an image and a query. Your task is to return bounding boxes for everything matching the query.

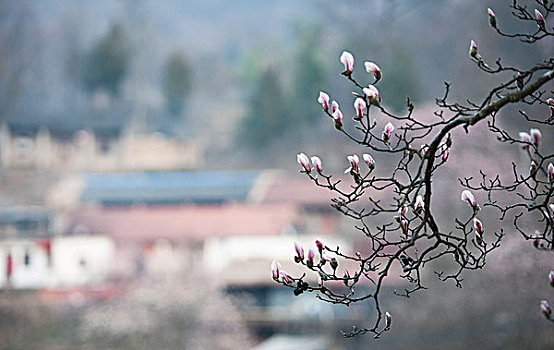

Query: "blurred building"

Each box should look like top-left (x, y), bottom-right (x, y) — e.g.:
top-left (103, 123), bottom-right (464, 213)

top-left (0, 111), bottom-right (203, 171)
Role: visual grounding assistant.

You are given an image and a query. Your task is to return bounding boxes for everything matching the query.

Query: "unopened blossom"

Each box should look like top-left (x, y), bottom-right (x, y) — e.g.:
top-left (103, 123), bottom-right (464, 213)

top-left (318, 91), bottom-right (330, 111)
top-left (519, 132), bottom-right (532, 148)
top-left (343, 270), bottom-right (350, 287)
top-left (532, 233), bottom-right (541, 248)
top-left (535, 9), bottom-right (546, 30)
top-left (332, 108), bottom-right (344, 129)
top-left (441, 144), bottom-right (450, 161)
top-left (474, 218), bottom-right (484, 235)
top-left (271, 260), bottom-right (281, 280)
top-left (383, 122), bottom-right (395, 143)
top-left (280, 270), bottom-right (293, 284)
top-left (345, 155), bottom-right (360, 174)
top-left (550, 203), bottom-right (554, 213)
top-left (297, 153), bottom-right (311, 173)
top-left (400, 219), bottom-right (408, 233)
top-left (398, 205), bottom-right (408, 218)
top-left (421, 145), bottom-right (429, 156)
top-left (548, 163), bottom-right (554, 182)
top-left (307, 249), bottom-right (315, 267)
top-left (330, 101), bottom-right (339, 115)
top-left (461, 190), bottom-right (478, 208)
top-left (474, 219), bottom-right (485, 245)
top-left (385, 311), bottom-right (392, 328)
top-left (321, 250), bottom-right (333, 262)
top-left (488, 8), bottom-right (497, 28)
top-left (541, 300), bottom-right (552, 319)
top-left (530, 160), bottom-right (538, 175)
top-left (340, 51), bottom-right (354, 73)
top-left (415, 195), bottom-right (425, 213)
top-left (354, 98), bottom-right (367, 120)
top-left (294, 241), bottom-right (305, 261)
top-left (315, 239), bottom-right (324, 254)
top-left (363, 84), bottom-right (381, 105)
top-left (547, 98), bottom-right (554, 115)
top-left (469, 40), bottom-right (481, 61)
top-left (311, 156), bottom-right (323, 173)
top-left (549, 271), bottom-right (554, 288)
top-left (363, 153), bottom-right (376, 170)
top-left (364, 61), bottom-right (382, 82)
top-left (530, 128), bottom-right (542, 147)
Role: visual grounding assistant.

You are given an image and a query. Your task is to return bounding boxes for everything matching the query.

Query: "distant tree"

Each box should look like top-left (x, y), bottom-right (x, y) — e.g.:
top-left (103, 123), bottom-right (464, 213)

top-left (291, 24), bottom-right (326, 127)
top-left (239, 67), bottom-right (288, 148)
top-left (377, 43), bottom-right (420, 112)
top-left (0, 2), bottom-right (37, 122)
top-left (81, 24), bottom-right (131, 96)
top-left (162, 52), bottom-right (192, 118)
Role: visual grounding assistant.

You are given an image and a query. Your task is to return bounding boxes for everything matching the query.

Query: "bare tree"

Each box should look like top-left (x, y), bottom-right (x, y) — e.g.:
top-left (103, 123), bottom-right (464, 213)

top-left (273, 0), bottom-right (554, 338)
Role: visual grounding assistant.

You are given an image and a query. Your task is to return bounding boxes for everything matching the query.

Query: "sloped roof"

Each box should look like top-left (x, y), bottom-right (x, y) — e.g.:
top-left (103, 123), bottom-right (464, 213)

top-left (69, 203), bottom-right (298, 243)
top-left (80, 170), bottom-right (261, 205)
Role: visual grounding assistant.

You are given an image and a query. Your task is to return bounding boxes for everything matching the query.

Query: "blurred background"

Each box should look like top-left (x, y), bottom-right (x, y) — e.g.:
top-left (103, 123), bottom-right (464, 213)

top-left (0, 0), bottom-right (553, 349)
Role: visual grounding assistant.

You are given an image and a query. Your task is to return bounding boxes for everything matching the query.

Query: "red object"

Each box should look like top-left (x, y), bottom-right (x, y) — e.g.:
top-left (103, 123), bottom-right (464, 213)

top-left (37, 238), bottom-right (51, 255)
top-left (6, 254), bottom-right (13, 278)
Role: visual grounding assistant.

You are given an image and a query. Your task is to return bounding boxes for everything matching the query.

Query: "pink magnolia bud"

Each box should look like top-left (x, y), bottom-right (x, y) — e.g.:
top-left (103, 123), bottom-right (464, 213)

top-left (321, 250), bottom-right (333, 262)
top-left (400, 218), bottom-right (408, 233)
top-left (307, 249), bottom-right (315, 267)
top-left (280, 270), bottom-right (293, 284)
top-left (333, 108), bottom-right (344, 129)
top-left (530, 160), bottom-right (538, 175)
top-left (318, 91), bottom-right (330, 111)
top-left (488, 8), bottom-right (497, 28)
top-left (461, 190), bottom-right (478, 209)
top-left (549, 271), bottom-right (554, 288)
top-left (297, 153), bottom-right (311, 173)
top-left (421, 145), bottom-right (429, 156)
top-left (441, 144), bottom-right (450, 161)
top-left (469, 40), bottom-right (480, 60)
top-left (315, 239), bottom-right (324, 254)
top-left (535, 9), bottom-right (545, 30)
top-left (519, 132), bottom-right (532, 149)
top-left (340, 51), bottom-right (354, 73)
top-left (548, 163), bottom-right (554, 182)
top-left (532, 234), bottom-right (541, 248)
top-left (271, 260), bottom-right (281, 280)
top-left (294, 241), bottom-right (305, 261)
top-left (364, 61), bottom-right (382, 82)
top-left (474, 218), bottom-right (484, 245)
top-left (547, 98), bottom-right (554, 115)
top-left (385, 311), bottom-right (392, 328)
top-left (331, 100), bottom-right (339, 114)
top-left (343, 270), bottom-right (350, 287)
top-left (414, 195), bottom-right (425, 213)
top-left (363, 85), bottom-right (381, 105)
top-left (363, 153), bottom-right (375, 170)
top-left (530, 128), bottom-right (542, 147)
top-left (541, 300), bottom-right (552, 319)
top-left (345, 155), bottom-right (360, 174)
top-left (383, 122), bottom-right (395, 143)
top-left (354, 98), bottom-right (367, 120)
top-left (398, 205), bottom-right (408, 218)
top-left (311, 155), bottom-right (323, 173)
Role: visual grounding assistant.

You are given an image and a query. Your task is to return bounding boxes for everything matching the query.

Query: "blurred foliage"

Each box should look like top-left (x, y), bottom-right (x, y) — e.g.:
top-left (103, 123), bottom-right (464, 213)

top-left (377, 43), bottom-right (420, 112)
top-left (238, 67), bottom-right (289, 148)
top-left (81, 24), bottom-right (131, 96)
top-left (291, 23), bottom-right (326, 127)
top-left (162, 52), bottom-right (192, 118)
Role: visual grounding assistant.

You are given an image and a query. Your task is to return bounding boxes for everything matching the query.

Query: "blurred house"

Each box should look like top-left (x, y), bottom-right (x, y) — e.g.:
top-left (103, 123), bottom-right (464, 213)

top-left (0, 111), bottom-right (203, 171)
